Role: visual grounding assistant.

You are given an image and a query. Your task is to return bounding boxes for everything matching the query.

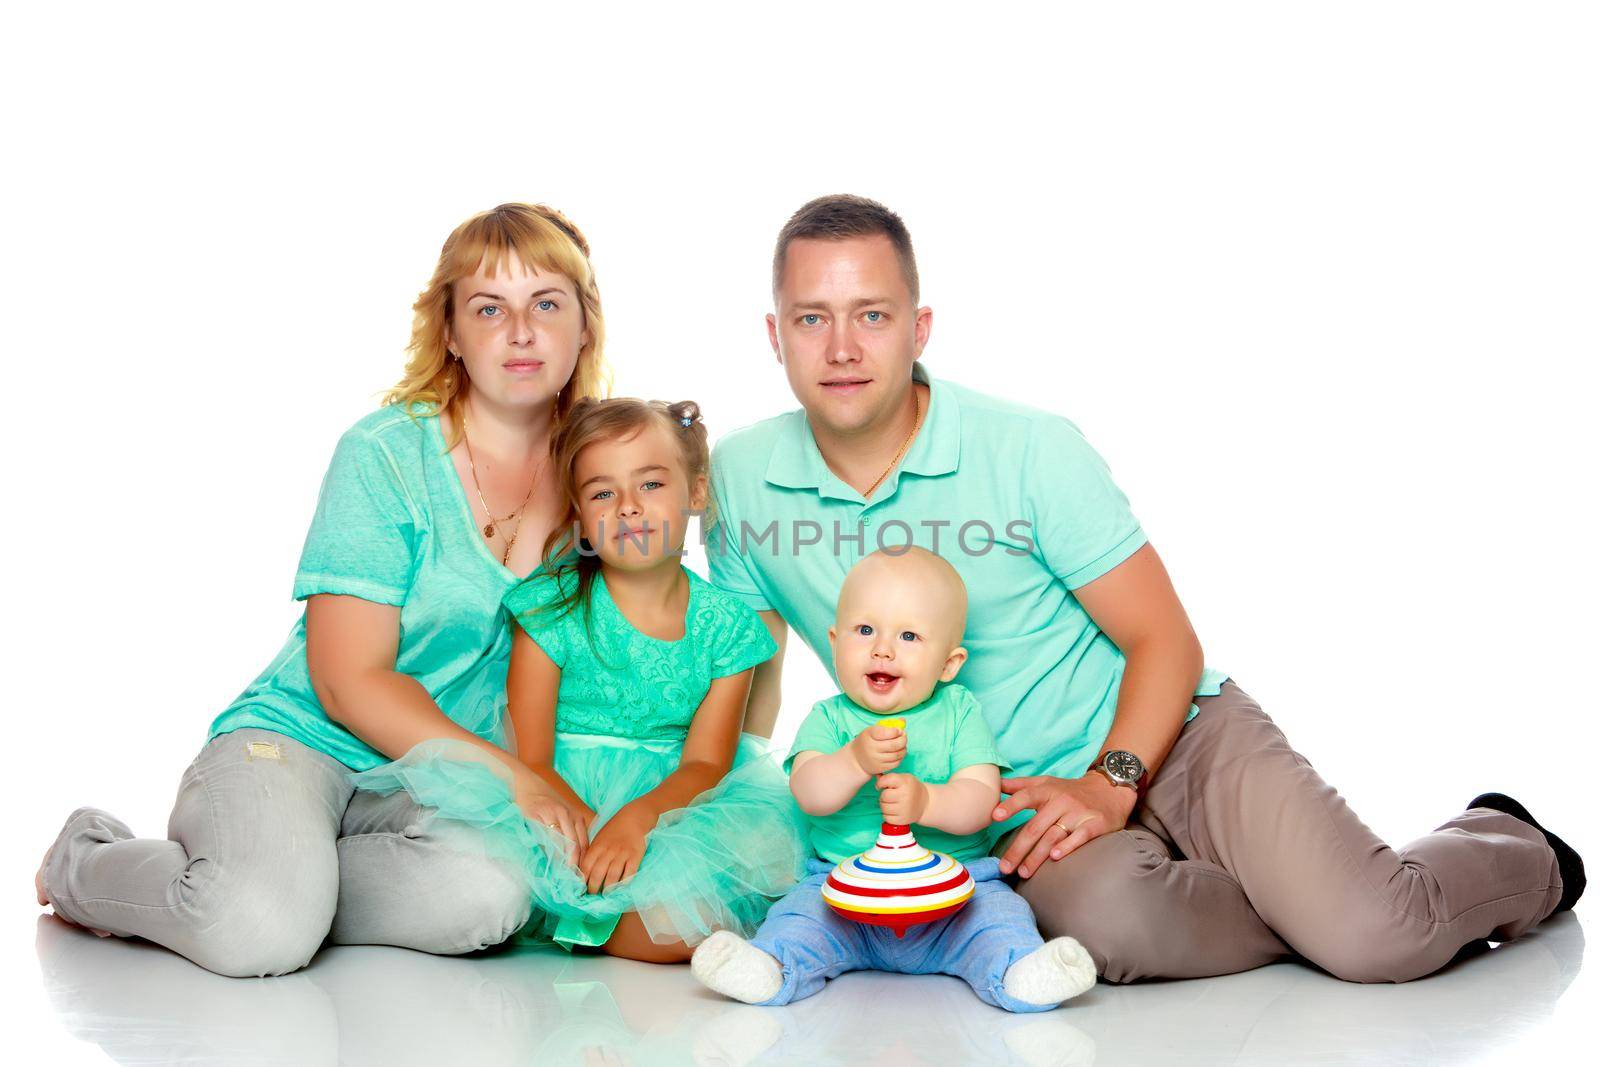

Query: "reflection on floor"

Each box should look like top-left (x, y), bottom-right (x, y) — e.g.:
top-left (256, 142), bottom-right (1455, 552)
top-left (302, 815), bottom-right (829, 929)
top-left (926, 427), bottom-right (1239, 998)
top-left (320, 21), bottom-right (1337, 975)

top-left (35, 913), bottom-right (1585, 1067)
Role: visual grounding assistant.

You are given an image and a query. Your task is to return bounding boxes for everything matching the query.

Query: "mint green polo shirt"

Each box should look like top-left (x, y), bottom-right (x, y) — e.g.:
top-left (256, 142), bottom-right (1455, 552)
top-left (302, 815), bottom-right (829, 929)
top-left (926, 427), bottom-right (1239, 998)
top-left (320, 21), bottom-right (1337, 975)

top-left (707, 360), bottom-right (1228, 841)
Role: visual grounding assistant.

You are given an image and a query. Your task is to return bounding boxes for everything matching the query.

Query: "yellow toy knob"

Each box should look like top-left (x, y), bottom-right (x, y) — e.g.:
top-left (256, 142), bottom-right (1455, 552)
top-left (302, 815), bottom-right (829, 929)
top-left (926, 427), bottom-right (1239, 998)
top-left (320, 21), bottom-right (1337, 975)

top-left (877, 718), bottom-right (906, 732)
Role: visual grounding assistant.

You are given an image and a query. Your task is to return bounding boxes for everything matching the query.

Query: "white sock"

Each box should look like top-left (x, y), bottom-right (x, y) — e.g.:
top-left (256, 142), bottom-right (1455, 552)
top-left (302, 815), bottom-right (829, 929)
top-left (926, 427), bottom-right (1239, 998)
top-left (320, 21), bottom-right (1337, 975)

top-left (691, 930), bottom-right (784, 1004)
top-left (1003, 937), bottom-right (1098, 1007)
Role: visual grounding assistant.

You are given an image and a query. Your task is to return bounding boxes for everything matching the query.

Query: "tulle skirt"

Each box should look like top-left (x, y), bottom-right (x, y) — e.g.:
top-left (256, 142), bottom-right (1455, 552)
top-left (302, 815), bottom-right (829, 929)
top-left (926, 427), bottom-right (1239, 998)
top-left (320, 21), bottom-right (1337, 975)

top-left (349, 732), bottom-right (809, 949)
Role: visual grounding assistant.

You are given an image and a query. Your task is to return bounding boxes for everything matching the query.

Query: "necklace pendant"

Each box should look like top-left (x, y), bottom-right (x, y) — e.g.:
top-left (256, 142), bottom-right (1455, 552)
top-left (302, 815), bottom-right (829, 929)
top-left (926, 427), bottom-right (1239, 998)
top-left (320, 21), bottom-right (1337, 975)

top-left (482, 522), bottom-right (497, 539)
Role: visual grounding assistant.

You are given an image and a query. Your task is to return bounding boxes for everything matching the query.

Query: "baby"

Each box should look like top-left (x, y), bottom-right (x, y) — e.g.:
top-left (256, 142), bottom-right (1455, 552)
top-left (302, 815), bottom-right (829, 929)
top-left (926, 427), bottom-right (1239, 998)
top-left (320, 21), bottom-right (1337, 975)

top-left (692, 547), bottom-right (1096, 1012)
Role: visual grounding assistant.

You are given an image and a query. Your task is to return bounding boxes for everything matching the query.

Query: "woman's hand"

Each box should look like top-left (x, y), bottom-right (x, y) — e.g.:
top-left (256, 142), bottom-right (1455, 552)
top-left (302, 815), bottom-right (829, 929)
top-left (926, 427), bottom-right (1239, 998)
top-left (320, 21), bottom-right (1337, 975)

top-left (993, 773), bottom-right (1139, 878)
top-left (515, 783), bottom-right (591, 866)
top-left (579, 804), bottom-right (653, 894)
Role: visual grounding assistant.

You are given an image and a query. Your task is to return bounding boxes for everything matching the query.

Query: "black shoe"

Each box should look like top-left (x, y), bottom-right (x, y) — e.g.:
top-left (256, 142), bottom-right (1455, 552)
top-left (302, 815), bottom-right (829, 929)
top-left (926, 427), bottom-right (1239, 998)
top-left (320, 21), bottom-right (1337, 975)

top-left (1469, 792), bottom-right (1585, 913)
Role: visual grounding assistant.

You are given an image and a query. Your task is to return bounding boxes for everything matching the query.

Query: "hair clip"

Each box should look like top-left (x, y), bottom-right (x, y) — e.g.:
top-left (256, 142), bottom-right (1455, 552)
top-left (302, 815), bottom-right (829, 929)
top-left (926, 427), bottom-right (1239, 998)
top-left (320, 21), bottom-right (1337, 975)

top-left (679, 415), bottom-right (695, 427)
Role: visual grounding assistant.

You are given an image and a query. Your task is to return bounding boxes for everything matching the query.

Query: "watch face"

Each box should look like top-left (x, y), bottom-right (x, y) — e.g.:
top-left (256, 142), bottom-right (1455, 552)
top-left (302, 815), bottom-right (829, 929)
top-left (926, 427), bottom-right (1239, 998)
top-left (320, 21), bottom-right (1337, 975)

top-left (1104, 750), bottom-right (1143, 784)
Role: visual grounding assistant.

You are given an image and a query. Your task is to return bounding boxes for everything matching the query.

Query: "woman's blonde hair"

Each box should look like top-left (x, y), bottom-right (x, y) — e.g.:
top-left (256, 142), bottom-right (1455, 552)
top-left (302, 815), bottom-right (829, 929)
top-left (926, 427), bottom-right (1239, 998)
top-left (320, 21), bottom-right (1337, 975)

top-left (526, 397), bottom-right (712, 636)
top-left (384, 203), bottom-right (611, 446)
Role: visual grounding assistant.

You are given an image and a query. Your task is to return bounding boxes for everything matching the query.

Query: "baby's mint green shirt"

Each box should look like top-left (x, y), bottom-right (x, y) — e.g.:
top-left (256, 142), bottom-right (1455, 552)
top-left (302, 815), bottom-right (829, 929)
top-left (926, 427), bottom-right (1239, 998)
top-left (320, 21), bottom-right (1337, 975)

top-left (786, 683), bottom-right (1007, 864)
top-left (208, 407), bottom-right (525, 771)
top-left (709, 361), bottom-right (1229, 841)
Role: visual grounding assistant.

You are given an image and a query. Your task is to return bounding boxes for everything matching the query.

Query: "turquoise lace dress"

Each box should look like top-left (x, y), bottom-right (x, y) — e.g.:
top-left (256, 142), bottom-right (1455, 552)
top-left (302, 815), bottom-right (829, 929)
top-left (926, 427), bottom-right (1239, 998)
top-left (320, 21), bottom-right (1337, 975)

top-left (350, 564), bottom-right (808, 949)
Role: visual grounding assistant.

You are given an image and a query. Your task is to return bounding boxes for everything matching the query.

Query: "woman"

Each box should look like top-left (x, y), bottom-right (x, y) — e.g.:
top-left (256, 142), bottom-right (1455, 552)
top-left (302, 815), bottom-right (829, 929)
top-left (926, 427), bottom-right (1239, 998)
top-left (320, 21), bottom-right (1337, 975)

top-left (36, 203), bottom-right (608, 977)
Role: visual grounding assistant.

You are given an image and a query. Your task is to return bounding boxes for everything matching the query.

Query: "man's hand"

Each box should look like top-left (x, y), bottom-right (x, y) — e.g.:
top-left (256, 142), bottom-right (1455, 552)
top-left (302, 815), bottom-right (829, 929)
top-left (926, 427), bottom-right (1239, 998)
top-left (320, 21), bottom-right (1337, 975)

top-left (993, 773), bottom-right (1139, 878)
top-left (877, 772), bottom-right (930, 824)
top-left (579, 804), bottom-right (653, 894)
top-left (848, 724), bottom-right (906, 776)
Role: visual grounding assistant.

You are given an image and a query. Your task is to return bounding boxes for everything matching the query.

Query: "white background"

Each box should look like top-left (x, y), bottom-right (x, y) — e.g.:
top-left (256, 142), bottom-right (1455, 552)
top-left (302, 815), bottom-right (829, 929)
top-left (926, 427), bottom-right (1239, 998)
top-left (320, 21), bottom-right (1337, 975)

top-left (3, 2), bottom-right (1595, 1063)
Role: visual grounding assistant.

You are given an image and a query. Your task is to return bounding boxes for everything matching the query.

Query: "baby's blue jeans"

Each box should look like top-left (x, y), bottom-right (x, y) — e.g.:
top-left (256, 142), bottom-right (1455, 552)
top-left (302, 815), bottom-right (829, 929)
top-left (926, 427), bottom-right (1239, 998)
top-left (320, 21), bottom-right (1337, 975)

top-left (749, 856), bottom-right (1051, 1013)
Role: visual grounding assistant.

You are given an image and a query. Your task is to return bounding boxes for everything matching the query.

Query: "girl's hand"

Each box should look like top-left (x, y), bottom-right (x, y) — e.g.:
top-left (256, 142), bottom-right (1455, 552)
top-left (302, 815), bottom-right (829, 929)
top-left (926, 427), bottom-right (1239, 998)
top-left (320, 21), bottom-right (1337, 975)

top-left (849, 725), bottom-right (906, 776)
top-left (516, 787), bottom-right (589, 866)
top-left (993, 773), bottom-right (1139, 878)
top-left (579, 804), bottom-right (653, 894)
top-left (575, 803), bottom-right (598, 839)
top-left (876, 772), bottom-right (930, 824)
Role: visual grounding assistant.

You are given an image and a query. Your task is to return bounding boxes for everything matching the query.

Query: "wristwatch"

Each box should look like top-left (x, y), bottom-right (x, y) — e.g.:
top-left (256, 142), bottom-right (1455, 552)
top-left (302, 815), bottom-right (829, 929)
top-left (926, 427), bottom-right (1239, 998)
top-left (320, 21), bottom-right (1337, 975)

top-left (1091, 750), bottom-right (1147, 792)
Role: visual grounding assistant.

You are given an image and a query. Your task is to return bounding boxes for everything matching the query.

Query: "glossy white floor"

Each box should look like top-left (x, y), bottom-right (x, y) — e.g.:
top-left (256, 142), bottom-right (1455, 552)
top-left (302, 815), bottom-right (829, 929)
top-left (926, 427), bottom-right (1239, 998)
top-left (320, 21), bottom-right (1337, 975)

top-left (18, 906), bottom-right (1587, 1067)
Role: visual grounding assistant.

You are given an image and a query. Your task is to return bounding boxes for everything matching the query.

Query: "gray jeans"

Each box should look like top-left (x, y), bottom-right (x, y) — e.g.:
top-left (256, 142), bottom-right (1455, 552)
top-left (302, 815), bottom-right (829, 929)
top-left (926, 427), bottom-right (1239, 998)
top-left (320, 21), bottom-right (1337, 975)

top-left (42, 728), bottom-right (532, 978)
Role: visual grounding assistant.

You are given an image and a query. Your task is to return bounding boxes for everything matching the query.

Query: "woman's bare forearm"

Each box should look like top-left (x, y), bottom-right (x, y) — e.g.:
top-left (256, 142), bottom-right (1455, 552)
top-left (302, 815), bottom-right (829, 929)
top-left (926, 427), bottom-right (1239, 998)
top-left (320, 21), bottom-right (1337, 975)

top-left (321, 667), bottom-right (550, 794)
top-left (522, 762), bottom-right (592, 816)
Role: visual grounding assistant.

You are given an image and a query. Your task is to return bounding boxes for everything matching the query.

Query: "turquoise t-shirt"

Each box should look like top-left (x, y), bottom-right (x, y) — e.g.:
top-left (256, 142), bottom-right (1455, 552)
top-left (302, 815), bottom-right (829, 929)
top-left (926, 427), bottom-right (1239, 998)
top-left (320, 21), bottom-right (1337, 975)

top-left (208, 406), bottom-right (527, 771)
top-left (784, 682), bottom-right (1007, 864)
top-left (708, 360), bottom-right (1229, 840)
top-left (504, 564), bottom-right (778, 741)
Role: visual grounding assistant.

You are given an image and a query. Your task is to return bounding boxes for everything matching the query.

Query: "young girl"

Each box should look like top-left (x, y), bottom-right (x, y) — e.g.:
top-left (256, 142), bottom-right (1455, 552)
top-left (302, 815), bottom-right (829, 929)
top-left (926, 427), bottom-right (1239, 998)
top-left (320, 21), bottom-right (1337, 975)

top-left (351, 397), bottom-right (809, 963)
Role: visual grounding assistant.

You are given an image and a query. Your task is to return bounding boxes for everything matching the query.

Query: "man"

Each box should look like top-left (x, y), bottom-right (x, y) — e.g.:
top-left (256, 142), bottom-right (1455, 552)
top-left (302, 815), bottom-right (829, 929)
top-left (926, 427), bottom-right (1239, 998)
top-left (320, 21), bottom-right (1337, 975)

top-left (706, 194), bottom-right (1581, 983)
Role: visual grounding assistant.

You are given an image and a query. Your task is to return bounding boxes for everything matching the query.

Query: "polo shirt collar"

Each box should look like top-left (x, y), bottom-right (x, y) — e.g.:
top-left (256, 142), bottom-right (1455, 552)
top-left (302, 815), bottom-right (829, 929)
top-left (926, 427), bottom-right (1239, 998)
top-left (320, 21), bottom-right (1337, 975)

top-left (764, 360), bottom-right (961, 498)
top-left (900, 360), bottom-right (960, 477)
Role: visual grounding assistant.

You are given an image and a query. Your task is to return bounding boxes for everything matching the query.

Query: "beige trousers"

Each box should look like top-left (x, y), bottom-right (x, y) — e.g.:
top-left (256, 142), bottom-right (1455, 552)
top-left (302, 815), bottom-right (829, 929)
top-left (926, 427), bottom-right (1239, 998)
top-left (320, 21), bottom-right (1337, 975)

top-left (1011, 681), bottom-right (1563, 983)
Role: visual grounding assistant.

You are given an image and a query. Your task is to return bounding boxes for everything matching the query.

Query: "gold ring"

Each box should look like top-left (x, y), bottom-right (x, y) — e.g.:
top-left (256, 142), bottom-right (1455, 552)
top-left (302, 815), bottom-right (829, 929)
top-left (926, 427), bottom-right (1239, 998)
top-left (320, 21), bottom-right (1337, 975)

top-left (545, 822), bottom-right (558, 829)
top-left (1054, 821), bottom-right (1070, 834)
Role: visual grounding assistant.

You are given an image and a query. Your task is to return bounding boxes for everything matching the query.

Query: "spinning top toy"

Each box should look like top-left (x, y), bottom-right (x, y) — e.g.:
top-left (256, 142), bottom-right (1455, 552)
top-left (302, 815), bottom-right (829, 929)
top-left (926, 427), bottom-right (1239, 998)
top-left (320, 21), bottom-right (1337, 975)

top-left (819, 718), bottom-right (976, 937)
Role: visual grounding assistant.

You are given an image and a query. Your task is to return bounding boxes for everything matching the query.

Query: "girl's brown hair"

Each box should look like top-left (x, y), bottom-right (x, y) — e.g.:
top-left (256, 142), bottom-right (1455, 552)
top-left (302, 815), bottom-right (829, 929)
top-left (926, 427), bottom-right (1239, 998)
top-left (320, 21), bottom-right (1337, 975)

top-left (383, 203), bottom-right (611, 445)
top-left (522, 397), bottom-right (712, 637)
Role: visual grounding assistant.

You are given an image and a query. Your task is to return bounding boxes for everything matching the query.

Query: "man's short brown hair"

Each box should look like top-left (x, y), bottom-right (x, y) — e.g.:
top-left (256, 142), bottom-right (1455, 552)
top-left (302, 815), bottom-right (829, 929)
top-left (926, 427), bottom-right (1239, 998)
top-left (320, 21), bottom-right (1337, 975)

top-left (772, 194), bottom-right (920, 303)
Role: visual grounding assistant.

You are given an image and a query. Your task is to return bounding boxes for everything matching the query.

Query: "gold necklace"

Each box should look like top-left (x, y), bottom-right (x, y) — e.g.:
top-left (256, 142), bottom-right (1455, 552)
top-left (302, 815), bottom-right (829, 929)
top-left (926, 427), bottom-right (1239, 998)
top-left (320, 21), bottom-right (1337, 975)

top-left (861, 386), bottom-right (923, 499)
top-left (462, 414), bottom-right (545, 565)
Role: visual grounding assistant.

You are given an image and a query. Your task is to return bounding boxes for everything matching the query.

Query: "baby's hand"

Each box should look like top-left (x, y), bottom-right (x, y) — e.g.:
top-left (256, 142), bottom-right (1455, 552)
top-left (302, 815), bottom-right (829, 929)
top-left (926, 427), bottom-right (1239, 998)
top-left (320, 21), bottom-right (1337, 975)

top-left (876, 773), bottom-right (930, 824)
top-left (848, 725), bottom-right (906, 776)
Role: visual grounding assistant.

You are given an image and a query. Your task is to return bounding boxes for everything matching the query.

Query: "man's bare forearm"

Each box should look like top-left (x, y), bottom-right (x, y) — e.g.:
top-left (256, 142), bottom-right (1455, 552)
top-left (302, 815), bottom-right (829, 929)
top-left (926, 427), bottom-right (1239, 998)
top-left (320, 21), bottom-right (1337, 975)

top-left (741, 612), bottom-right (787, 738)
top-left (1096, 636), bottom-right (1203, 780)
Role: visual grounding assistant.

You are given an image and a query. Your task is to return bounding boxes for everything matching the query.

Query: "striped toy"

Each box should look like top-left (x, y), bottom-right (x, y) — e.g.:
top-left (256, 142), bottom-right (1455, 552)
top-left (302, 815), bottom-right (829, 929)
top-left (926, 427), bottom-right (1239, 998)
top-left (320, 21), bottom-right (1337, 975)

top-left (821, 822), bottom-right (977, 936)
top-left (819, 718), bottom-right (976, 936)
